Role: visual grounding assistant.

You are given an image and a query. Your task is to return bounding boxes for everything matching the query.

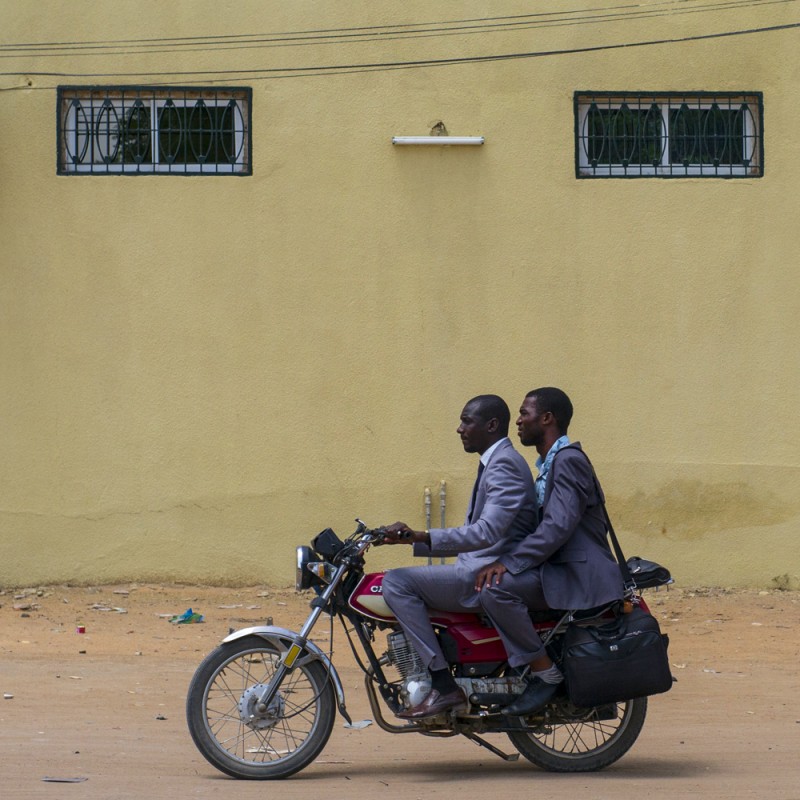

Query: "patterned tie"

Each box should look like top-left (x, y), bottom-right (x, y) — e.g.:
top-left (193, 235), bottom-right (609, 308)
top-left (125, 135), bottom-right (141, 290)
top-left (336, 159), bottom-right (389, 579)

top-left (468, 461), bottom-right (485, 522)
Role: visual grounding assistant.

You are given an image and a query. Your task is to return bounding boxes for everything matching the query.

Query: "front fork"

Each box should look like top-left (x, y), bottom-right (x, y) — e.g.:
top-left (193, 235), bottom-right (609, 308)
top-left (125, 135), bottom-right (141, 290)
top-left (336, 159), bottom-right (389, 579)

top-left (248, 563), bottom-right (352, 721)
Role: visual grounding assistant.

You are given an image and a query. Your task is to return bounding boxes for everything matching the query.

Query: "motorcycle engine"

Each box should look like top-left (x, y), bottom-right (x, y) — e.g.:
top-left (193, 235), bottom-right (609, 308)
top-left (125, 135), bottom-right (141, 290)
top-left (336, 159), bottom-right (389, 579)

top-left (386, 630), bottom-right (431, 708)
top-left (386, 630), bottom-right (527, 709)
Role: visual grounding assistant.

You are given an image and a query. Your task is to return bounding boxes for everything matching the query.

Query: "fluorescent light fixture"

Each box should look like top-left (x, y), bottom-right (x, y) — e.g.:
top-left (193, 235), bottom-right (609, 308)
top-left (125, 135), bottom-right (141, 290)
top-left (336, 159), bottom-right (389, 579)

top-left (392, 136), bottom-right (485, 146)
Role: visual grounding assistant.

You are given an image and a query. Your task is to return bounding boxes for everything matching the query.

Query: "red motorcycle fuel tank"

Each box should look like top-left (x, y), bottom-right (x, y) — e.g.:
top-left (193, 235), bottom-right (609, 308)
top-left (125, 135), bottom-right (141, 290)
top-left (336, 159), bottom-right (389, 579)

top-left (348, 572), bottom-right (396, 621)
top-left (348, 572), bottom-right (509, 663)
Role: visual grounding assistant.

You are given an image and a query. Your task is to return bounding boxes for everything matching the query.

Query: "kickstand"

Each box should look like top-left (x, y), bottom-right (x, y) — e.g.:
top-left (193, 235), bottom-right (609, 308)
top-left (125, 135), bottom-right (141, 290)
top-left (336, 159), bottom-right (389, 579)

top-left (461, 732), bottom-right (520, 762)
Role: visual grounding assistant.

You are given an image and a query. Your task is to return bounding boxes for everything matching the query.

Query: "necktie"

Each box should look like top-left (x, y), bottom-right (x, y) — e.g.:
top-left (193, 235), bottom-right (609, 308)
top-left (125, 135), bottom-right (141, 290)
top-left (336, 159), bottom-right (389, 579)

top-left (468, 461), bottom-right (485, 523)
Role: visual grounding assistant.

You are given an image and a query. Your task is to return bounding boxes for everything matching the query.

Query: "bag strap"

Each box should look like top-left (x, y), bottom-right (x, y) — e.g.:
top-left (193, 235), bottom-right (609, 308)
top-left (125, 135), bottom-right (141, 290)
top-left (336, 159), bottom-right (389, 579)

top-left (595, 482), bottom-right (637, 592)
top-left (556, 445), bottom-right (637, 593)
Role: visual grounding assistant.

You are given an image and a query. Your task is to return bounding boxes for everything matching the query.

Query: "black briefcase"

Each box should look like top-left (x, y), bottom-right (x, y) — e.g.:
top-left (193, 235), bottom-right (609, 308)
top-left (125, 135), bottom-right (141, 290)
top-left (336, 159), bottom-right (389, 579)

top-left (562, 606), bottom-right (673, 708)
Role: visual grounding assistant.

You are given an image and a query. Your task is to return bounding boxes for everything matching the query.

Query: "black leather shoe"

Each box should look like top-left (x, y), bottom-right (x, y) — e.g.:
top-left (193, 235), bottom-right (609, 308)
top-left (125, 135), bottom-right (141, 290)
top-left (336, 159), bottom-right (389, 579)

top-left (396, 688), bottom-right (466, 720)
top-left (502, 677), bottom-right (560, 716)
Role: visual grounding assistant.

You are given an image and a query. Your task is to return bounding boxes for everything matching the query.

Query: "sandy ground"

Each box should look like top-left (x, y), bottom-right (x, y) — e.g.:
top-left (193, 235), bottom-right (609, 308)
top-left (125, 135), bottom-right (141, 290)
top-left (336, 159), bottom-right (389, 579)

top-left (1, 582), bottom-right (799, 800)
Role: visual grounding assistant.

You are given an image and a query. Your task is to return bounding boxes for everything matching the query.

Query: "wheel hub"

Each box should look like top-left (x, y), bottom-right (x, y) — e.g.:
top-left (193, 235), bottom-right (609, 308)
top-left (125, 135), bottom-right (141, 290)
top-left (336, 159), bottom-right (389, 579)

top-left (238, 684), bottom-right (285, 730)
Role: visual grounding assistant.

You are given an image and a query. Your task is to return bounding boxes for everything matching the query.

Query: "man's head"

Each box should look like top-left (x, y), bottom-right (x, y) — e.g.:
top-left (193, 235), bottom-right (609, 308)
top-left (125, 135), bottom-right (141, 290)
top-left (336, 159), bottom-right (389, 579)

top-left (516, 387), bottom-right (573, 453)
top-left (457, 394), bottom-right (510, 455)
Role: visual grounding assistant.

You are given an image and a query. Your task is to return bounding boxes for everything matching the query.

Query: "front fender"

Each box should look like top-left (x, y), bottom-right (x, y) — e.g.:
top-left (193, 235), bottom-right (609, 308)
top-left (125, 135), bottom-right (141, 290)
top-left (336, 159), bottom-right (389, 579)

top-left (223, 625), bottom-right (352, 724)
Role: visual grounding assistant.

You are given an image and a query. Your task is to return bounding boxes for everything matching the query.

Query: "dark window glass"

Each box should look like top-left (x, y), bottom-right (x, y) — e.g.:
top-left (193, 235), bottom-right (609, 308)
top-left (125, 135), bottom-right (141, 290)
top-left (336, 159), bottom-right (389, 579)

top-left (57, 86), bottom-right (252, 175)
top-left (575, 92), bottom-right (762, 178)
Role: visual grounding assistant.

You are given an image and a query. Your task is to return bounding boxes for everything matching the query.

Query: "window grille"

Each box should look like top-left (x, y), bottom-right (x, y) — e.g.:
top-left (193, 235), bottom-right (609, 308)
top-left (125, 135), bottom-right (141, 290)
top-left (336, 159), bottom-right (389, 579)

top-left (57, 86), bottom-right (252, 175)
top-left (575, 92), bottom-right (763, 178)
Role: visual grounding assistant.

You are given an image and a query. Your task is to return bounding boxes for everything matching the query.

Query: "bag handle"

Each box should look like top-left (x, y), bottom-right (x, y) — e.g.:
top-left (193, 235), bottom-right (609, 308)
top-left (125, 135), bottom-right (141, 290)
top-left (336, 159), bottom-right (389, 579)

top-left (557, 445), bottom-right (637, 593)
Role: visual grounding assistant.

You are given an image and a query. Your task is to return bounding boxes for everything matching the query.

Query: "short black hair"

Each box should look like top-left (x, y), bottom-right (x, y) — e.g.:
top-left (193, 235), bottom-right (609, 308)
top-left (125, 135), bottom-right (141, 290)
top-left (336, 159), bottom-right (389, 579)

top-left (526, 387), bottom-right (573, 433)
top-left (466, 394), bottom-right (510, 436)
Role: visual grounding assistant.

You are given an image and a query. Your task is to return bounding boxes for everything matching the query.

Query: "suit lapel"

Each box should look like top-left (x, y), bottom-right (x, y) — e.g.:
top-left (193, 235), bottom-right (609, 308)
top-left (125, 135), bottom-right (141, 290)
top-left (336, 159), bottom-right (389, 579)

top-left (467, 438), bottom-right (512, 523)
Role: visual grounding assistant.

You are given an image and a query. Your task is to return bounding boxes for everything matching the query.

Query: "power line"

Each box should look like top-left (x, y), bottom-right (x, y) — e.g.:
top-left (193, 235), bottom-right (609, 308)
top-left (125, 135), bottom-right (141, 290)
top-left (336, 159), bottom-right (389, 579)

top-left (1, 19), bottom-right (797, 86)
top-left (0, 1), bottom-right (721, 48)
top-left (0, 0), bottom-right (794, 59)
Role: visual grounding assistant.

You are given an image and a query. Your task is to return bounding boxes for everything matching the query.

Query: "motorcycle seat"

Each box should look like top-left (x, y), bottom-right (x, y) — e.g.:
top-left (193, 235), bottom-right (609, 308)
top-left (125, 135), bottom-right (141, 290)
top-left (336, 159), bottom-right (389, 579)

top-left (529, 601), bottom-right (622, 625)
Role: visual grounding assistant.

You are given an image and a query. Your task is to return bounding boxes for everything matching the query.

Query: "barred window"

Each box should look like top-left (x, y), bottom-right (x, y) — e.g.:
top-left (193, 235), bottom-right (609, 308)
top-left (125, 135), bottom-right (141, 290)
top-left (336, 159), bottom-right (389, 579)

top-left (575, 92), bottom-right (762, 178)
top-left (57, 86), bottom-right (252, 175)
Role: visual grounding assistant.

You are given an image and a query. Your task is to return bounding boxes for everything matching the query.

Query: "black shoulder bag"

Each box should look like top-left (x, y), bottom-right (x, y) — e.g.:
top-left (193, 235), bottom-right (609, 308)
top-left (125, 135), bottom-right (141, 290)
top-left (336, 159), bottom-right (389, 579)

top-left (560, 449), bottom-right (675, 707)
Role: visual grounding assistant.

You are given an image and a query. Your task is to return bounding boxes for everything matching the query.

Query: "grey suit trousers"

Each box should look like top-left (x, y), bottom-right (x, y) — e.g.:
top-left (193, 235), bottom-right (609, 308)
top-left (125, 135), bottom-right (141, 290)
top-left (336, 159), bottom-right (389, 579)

top-left (476, 569), bottom-right (550, 666)
top-left (381, 565), bottom-right (479, 671)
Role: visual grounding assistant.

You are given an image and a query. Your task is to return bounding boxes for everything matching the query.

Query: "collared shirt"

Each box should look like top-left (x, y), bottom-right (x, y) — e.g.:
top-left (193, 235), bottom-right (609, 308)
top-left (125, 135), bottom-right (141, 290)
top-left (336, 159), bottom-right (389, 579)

top-left (534, 435), bottom-right (570, 507)
top-left (480, 436), bottom-right (508, 468)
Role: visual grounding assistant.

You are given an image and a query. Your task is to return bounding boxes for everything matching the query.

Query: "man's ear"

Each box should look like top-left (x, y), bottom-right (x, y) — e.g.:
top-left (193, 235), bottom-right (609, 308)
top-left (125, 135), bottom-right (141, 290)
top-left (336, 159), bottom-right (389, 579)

top-left (486, 417), bottom-right (499, 433)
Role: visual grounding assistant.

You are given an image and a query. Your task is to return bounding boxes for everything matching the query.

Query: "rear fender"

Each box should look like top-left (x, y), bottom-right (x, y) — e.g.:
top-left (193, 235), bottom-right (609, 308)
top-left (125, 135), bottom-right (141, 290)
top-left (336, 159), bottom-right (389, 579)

top-left (223, 625), bottom-right (351, 724)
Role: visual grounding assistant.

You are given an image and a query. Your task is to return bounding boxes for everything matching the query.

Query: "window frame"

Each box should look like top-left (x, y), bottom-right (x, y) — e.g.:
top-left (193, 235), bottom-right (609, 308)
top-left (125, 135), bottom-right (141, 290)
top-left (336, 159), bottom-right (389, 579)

top-left (574, 91), bottom-right (763, 179)
top-left (57, 85), bottom-right (253, 176)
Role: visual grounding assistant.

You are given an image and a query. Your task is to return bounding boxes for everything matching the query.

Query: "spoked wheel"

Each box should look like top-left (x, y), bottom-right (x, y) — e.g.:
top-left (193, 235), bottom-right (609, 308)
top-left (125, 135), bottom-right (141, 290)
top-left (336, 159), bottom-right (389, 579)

top-left (186, 635), bottom-right (336, 779)
top-left (507, 696), bottom-right (647, 772)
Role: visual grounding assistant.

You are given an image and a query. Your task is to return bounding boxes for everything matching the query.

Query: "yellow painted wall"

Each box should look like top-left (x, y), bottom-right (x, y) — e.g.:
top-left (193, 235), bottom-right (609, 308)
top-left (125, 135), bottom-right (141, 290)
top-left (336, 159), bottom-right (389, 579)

top-left (1, 2), bottom-right (798, 589)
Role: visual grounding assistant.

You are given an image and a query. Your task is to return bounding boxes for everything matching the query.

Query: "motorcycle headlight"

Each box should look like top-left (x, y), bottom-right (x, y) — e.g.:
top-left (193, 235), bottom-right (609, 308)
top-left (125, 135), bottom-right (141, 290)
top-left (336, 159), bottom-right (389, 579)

top-left (296, 546), bottom-right (319, 591)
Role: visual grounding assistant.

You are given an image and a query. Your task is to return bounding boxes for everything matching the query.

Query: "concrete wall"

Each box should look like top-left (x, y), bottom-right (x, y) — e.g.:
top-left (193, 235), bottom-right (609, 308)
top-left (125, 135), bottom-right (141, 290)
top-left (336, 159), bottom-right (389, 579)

top-left (1, 2), bottom-right (798, 588)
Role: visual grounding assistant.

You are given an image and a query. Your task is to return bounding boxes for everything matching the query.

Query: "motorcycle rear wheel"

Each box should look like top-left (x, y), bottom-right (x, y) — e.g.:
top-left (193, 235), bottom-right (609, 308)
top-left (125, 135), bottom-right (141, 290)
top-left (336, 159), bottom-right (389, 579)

top-left (186, 635), bottom-right (336, 779)
top-left (507, 696), bottom-right (647, 772)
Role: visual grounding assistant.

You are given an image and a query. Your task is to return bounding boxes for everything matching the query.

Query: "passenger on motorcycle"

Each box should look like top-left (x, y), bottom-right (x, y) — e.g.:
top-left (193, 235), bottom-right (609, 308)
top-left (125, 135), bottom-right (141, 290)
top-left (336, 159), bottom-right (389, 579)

top-left (474, 387), bottom-right (624, 716)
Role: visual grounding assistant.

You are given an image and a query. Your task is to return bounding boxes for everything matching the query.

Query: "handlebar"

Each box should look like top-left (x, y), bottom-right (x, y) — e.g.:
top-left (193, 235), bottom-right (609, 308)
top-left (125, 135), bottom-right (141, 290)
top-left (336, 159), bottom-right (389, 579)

top-left (310, 519), bottom-right (412, 570)
top-left (353, 519), bottom-right (412, 544)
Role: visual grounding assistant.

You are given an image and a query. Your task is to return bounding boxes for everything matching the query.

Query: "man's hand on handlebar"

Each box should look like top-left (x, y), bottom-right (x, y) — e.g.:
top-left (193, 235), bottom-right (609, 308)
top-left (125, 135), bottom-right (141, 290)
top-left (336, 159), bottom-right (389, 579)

top-left (474, 560), bottom-right (508, 591)
top-left (379, 522), bottom-right (430, 545)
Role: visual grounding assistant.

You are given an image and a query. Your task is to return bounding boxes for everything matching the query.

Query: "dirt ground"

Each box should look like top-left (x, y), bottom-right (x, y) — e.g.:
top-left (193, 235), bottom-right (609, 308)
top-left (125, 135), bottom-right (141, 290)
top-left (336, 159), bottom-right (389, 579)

top-left (1, 582), bottom-right (798, 800)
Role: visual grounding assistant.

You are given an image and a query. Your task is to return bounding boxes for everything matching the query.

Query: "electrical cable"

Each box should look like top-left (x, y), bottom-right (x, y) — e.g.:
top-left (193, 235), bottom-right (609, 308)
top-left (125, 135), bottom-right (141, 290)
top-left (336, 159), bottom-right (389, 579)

top-left (1, 19), bottom-right (797, 86)
top-left (0, 0), bottom-right (794, 58)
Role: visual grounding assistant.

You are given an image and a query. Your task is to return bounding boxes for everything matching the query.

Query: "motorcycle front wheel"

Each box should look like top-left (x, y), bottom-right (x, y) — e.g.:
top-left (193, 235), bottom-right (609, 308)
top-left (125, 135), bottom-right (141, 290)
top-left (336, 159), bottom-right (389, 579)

top-left (507, 696), bottom-right (647, 772)
top-left (186, 635), bottom-right (336, 779)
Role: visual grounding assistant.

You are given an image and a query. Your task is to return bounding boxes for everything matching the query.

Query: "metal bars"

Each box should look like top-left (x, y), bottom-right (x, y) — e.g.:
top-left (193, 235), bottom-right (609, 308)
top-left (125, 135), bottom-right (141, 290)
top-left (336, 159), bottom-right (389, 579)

top-left (57, 86), bottom-right (252, 175)
top-left (575, 92), bottom-right (763, 178)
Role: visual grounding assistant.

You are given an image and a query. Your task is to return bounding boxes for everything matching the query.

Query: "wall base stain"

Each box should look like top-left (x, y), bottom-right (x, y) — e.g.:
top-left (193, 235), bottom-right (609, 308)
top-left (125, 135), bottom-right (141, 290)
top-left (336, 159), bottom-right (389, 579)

top-left (611, 479), bottom-right (793, 541)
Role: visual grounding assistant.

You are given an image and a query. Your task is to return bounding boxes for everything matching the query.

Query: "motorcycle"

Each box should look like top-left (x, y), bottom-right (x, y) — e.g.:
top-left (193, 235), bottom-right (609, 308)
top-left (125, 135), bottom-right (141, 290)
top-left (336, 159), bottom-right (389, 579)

top-left (186, 520), bottom-right (671, 779)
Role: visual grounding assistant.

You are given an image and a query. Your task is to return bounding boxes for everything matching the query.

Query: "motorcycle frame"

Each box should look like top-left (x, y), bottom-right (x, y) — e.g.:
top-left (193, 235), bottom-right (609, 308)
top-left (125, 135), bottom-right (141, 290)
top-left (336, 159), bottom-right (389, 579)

top-left (190, 523), bottom-right (660, 773)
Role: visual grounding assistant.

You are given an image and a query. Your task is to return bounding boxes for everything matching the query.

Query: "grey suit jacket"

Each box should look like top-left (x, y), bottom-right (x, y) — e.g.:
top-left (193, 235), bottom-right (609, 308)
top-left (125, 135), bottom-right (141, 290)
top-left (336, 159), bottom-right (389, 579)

top-left (412, 437), bottom-right (537, 603)
top-left (500, 443), bottom-right (624, 610)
